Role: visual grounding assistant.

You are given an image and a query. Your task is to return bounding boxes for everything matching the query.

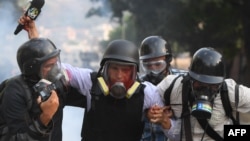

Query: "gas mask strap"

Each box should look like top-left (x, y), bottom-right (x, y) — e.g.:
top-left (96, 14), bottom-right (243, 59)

top-left (196, 118), bottom-right (223, 141)
top-left (97, 76), bottom-right (140, 99)
top-left (97, 77), bottom-right (109, 96)
top-left (126, 81), bottom-right (140, 99)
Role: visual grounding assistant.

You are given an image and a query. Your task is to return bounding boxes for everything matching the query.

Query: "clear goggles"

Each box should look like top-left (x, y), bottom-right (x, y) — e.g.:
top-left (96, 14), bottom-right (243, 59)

top-left (142, 60), bottom-right (167, 74)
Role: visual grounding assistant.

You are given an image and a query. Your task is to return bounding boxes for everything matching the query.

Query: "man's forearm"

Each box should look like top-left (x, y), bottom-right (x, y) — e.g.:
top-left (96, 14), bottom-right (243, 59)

top-left (28, 22), bottom-right (39, 39)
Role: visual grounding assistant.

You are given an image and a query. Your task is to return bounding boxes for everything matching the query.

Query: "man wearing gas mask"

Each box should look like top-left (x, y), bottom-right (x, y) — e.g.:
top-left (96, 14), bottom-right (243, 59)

top-left (150, 47), bottom-right (250, 141)
top-left (63, 39), bottom-right (174, 141)
top-left (0, 38), bottom-right (70, 141)
top-left (139, 36), bottom-right (174, 141)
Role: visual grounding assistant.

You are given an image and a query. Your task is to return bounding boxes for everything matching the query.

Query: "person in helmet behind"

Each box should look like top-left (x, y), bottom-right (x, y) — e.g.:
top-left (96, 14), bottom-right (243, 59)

top-left (150, 47), bottom-right (250, 140)
top-left (139, 35), bottom-right (182, 141)
top-left (62, 39), bottom-right (175, 141)
top-left (1, 38), bottom-right (64, 141)
top-left (139, 36), bottom-right (173, 86)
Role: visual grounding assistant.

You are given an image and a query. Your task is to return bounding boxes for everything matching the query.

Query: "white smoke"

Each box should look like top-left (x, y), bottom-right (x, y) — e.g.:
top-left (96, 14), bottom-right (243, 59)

top-left (0, 0), bottom-right (29, 81)
top-left (0, 0), bottom-right (115, 141)
top-left (0, 0), bottom-right (115, 82)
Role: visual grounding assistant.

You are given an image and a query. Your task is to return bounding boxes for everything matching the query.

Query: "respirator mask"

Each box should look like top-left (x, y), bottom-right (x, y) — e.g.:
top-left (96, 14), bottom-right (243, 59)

top-left (191, 80), bottom-right (221, 119)
top-left (98, 61), bottom-right (139, 99)
top-left (33, 58), bottom-right (68, 101)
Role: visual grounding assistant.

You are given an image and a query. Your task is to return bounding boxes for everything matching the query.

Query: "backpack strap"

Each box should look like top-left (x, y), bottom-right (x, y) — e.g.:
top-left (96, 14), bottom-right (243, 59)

top-left (0, 79), bottom-right (9, 104)
top-left (196, 118), bottom-right (223, 140)
top-left (195, 81), bottom-right (225, 141)
top-left (0, 75), bottom-right (33, 136)
top-left (90, 72), bottom-right (98, 95)
top-left (163, 74), bottom-right (193, 141)
top-left (181, 75), bottom-right (193, 141)
top-left (220, 81), bottom-right (239, 125)
top-left (164, 75), bottom-right (182, 106)
top-left (16, 75), bottom-right (33, 110)
top-left (196, 81), bottom-right (225, 140)
top-left (0, 76), bottom-right (32, 110)
top-left (196, 82), bottom-right (240, 140)
top-left (234, 84), bottom-right (240, 124)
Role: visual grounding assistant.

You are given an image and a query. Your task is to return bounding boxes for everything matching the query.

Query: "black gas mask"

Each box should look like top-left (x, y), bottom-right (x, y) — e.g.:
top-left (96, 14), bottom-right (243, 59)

top-left (191, 81), bottom-right (221, 119)
top-left (147, 72), bottom-right (166, 85)
top-left (33, 59), bottom-right (69, 101)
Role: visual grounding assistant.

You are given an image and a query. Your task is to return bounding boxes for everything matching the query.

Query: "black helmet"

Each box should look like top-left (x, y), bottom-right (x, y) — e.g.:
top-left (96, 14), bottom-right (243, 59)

top-left (100, 39), bottom-right (139, 71)
top-left (139, 36), bottom-right (172, 63)
top-left (189, 47), bottom-right (225, 84)
top-left (17, 38), bottom-right (60, 80)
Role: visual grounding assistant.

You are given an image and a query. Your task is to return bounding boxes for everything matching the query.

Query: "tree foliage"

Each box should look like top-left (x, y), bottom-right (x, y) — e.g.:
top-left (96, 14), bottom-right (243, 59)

top-left (90, 0), bottom-right (250, 86)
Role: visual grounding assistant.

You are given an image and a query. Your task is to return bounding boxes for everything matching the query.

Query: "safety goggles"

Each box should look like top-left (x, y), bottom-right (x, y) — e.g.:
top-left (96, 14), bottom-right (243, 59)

top-left (103, 60), bottom-right (137, 83)
top-left (142, 60), bottom-right (167, 74)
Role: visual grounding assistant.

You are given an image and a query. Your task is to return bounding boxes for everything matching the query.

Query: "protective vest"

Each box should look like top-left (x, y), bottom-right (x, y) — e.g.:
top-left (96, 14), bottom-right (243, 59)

top-left (82, 72), bottom-right (145, 141)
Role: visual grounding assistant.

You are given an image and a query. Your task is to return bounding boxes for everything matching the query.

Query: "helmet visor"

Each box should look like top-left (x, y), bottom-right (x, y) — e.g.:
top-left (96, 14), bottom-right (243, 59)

top-left (40, 56), bottom-right (62, 82)
top-left (189, 71), bottom-right (224, 84)
top-left (103, 60), bottom-right (137, 89)
top-left (142, 60), bottom-right (166, 74)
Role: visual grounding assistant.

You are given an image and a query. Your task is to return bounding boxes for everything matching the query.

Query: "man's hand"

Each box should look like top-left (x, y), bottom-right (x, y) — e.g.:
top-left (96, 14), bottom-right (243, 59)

top-left (18, 15), bottom-right (39, 39)
top-left (148, 105), bottom-right (173, 129)
top-left (37, 90), bottom-right (59, 126)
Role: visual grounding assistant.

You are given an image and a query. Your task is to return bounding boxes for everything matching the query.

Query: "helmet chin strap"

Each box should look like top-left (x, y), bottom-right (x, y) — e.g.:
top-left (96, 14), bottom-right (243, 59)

top-left (24, 74), bottom-right (41, 85)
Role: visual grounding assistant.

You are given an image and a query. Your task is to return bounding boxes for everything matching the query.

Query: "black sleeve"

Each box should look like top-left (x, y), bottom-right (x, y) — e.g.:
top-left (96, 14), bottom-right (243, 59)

top-left (2, 81), bottom-right (53, 141)
top-left (64, 86), bottom-right (87, 108)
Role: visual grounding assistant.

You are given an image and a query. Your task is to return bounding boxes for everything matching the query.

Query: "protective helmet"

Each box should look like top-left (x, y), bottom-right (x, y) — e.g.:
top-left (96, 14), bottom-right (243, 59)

top-left (17, 38), bottom-right (60, 80)
top-left (139, 36), bottom-right (172, 63)
top-left (189, 47), bottom-right (225, 84)
top-left (100, 39), bottom-right (139, 71)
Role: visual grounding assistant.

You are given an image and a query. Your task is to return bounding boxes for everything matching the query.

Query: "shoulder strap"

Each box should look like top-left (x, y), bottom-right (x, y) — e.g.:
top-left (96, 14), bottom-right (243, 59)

top-left (181, 74), bottom-right (193, 141)
top-left (8, 76), bottom-right (33, 110)
top-left (0, 79), bottom-right (9, 104)
top-left (196, 82), bottom-right (240, 140)
top-left (220, 81), bottom-right (239, 125)
top-left (195, 82), bottom-right (228, 140)
top-left (164, 75), bottom-right (182, 106)
top-left (90, 72), bottom-right (98, 95)
top-left (21, 80), bottom-right (33, 110)
top-left (163, 74), bottom-right (193, 140)
top-left (234, 84), bottom-right (240, 124)
top-left (196, 81), bottom-right (225, 141)
top-left (197, 118), bottom-right (223, 141)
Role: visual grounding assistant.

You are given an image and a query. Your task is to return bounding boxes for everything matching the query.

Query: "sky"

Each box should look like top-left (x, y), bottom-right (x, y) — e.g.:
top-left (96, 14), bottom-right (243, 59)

top-left (0, 0), bottom-right (115, 140)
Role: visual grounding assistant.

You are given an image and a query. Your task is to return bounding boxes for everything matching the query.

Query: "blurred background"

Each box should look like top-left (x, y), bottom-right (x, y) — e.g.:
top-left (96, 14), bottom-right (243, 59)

top-left (1, 0), bottom-right (250, 140)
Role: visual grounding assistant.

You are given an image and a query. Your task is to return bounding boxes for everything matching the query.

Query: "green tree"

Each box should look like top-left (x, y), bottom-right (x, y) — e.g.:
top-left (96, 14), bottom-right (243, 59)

top-left (90, 0), bottom-right (250, 86)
